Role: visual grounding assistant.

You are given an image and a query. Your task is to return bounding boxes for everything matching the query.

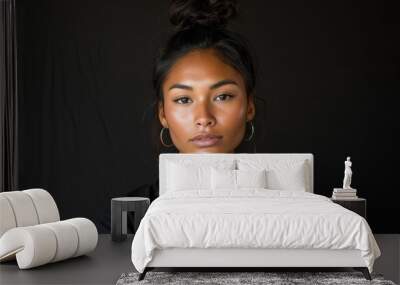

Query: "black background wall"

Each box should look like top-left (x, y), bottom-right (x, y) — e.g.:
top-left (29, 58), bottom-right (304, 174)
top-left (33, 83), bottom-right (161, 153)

top-left (16, 0), bottom-right (399, 233)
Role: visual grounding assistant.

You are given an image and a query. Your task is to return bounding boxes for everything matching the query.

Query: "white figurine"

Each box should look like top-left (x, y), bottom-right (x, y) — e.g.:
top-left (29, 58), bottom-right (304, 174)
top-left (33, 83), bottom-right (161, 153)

top-left (342, 156), bottom-right (353, 189)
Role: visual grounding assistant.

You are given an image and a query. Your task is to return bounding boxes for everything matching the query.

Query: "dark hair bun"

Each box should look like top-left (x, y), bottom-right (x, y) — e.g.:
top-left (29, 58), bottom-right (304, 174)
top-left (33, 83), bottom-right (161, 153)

top-left (169, 0), bottom-right (238, 30)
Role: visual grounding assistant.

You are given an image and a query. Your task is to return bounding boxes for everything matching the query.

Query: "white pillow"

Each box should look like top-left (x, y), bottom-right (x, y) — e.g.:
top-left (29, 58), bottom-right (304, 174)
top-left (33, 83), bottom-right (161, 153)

top-left (237, 159), bottom-right (308, 191)
top-left (236, 169), bottom-right (267, 188)
top-left (166, 159), bottom-right (235, 192)
top-left (211, 168), bottom-right (236, 190)
top-left (211, 168), bottom-right (267, 190)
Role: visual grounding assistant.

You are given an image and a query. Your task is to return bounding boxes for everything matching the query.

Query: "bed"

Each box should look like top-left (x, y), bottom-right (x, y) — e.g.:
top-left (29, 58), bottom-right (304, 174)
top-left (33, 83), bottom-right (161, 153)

top-left (130, 153), bottom-right (381, 281)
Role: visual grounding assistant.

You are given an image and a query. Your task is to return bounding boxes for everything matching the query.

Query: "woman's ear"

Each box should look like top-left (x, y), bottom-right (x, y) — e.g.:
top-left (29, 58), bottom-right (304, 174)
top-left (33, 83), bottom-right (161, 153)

top-left (246, 94), bottom-right (256, 122)
top-left (158, 101), bottom-right (168, 128)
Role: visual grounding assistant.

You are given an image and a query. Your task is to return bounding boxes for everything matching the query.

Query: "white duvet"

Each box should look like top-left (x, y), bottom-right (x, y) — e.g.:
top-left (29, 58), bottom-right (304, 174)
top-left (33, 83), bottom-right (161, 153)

top-left (131, 189), bottom-right (381, 273)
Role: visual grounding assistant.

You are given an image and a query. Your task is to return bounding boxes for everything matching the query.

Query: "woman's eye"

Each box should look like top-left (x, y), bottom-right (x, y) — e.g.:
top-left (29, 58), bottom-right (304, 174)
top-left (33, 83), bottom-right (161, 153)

top-left (173, 94), bottom-right (233, 104)
top-left (215, 94), bottom-right (234, 101)
top-left (174, 97), bottom-right (192, 104)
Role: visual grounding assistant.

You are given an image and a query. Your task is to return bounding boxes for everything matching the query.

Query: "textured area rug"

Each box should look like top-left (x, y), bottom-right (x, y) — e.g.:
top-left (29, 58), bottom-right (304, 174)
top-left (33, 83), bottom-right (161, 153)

top-left (116, 271), bottom-right (396, 285)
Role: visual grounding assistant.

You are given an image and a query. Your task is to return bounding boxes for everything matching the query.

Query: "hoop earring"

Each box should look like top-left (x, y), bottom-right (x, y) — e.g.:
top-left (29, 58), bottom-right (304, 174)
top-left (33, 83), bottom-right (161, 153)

top-left (160, 127), bottom-right (174, 147)
top-left (245, 121), bottom-right (255, 142)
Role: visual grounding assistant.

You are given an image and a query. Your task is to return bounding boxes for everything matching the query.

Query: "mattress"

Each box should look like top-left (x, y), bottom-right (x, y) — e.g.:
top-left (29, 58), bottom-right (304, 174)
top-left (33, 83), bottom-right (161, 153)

top-left (131, 189), bottom-right (381, 273)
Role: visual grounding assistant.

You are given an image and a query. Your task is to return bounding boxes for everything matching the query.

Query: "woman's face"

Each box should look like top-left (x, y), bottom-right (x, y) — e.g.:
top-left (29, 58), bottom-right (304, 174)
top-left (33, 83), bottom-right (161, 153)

top-left (159, 48), bottom-right (255, 153)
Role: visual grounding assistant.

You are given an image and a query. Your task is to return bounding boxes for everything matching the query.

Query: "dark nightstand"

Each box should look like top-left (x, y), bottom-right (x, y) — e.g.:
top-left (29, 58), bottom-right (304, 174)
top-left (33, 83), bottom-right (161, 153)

top-left (331, 197), bottom-right (367, 219)
top-left (111, 197), bottom-right (150, 242)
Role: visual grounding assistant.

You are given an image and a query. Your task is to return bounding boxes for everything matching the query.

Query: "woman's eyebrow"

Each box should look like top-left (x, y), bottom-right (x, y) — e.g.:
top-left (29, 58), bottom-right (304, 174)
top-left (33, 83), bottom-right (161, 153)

top-left (209, 79), bottom-right (238, 90)
top-left (168, 79), bottom-right (238, 91)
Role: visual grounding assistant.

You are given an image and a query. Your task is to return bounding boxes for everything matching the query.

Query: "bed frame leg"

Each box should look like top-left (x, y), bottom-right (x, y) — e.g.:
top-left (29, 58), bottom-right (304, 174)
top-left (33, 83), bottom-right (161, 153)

top-left (138, 268), bottom-right (148, 281)
top-left (354, 267), bottom-right (371, 280)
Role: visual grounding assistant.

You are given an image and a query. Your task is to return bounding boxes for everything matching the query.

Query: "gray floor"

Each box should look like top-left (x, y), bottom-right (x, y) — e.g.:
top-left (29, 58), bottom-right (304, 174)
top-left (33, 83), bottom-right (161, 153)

top-left (374, 234), bottom-right (400, 284)
top-left (0, 234), bottom-right (399, 285)
top-left (0, 234), bottom-right (134, 285)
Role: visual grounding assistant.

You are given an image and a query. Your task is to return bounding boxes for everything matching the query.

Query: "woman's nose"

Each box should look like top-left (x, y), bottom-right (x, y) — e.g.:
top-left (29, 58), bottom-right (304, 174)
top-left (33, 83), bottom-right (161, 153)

top-left (195, 103), bottom-right (216, 127)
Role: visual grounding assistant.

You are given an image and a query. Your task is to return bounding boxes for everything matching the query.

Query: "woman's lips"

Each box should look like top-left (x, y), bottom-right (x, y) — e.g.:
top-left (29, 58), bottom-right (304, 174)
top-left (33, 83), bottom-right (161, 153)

top-left (190, 136), bottom-right (222, 148)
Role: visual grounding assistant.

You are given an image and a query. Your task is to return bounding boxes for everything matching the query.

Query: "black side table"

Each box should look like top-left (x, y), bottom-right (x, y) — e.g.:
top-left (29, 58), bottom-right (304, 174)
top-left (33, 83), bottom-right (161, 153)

top-left (111, 197), bottom-right (150, 242)
top-left (331, 197), bottom-right (367, 219)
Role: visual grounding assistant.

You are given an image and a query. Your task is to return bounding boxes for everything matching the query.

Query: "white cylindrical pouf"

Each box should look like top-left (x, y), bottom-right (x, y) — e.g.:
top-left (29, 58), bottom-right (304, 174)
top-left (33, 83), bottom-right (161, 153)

top-left (0, 195), bottom-right (17, 237)
top-left (64, 218), bottom-right (98, 257)
top-left (0, 226), bottom-right (57, 269)
top-left (41, 221), bottom-right (79, 262)
top-left (0, 191), bottom-right (39, 227)
top-left (23, 189), bottom-right (60, 224)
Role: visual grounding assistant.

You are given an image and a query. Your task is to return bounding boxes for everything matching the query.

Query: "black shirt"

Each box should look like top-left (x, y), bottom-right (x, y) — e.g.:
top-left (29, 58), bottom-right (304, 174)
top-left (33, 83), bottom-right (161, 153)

top-left (97, 178), bottom-right (159, 234)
